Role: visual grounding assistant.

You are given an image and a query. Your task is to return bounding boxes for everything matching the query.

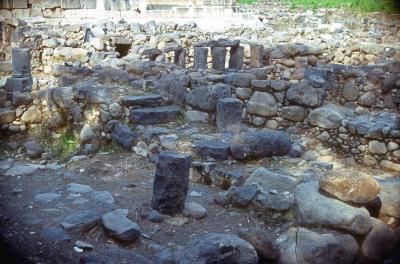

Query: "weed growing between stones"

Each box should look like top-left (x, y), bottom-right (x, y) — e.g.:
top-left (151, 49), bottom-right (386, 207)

top-left (289, 0), bottom-right (399, 13)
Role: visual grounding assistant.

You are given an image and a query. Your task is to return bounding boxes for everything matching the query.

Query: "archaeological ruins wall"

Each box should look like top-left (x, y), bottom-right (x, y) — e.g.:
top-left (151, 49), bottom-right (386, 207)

top-left (0, 20), bottom-right (399, 170)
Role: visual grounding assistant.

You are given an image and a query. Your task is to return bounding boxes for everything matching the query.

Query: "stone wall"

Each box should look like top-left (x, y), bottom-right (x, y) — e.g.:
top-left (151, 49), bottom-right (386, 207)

top-left (0, 20), bottom-right (399, 170)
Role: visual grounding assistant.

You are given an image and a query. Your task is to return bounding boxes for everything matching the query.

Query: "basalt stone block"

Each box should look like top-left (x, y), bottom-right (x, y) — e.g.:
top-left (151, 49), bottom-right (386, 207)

top-left (229, 45), bottom-right (244, 70)
top-left (121, 94), bottom-right (164, 107)
top-left (211, 47), bottom-right (226, 71)
top-left (193, 140), bottom-right (230, 160)
top-left (194, 47), bottom-right (208, 70)
top-left (174, 49), bottom-right (186, 68)
top-left (129, 106), bottom-right (180, 124)
top-left (216, 98), bottom-right (242, 132)
top-left (230, 131), bottom-right (291, 160)
top-left (12, 48), bottom-right (30, 78)
top-left (152, 151), bottom-right (191, 215)
top-left (250, 44), bottom-right (264, 68)
top-left (5, 77), bottom-right (33, 94)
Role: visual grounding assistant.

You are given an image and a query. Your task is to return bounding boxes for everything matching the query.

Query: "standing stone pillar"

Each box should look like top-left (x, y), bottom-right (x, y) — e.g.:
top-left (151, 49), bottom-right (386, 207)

top-left (211, 47), bottom-right (226, 71)
top-left (250, 44), bottom-right (264, 68)
top-left (194, 47), bottom-right (208, 70)
top-left (12, 48), bottom-right (30, 78)
top-left (216, 98), bottom-right (242, 133)
top-left (229, 45), bottom-right (244, 70)
top-left (152, 151), bottom-right (191, 215)
top-left (174, 49), bottom-right (186, 68)
top-left (6, 48), bottom-right (32, 98)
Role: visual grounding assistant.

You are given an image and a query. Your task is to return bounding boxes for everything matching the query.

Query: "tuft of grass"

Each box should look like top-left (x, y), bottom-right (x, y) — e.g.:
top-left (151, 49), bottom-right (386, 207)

top-left (289, 0), bottom-right (399, 13)
top-left (99, 142), bottom-right (123, 153)
top-left (48, 130), bottom-right (77, 160)
top-left (236, 0), bottom-right (258, 4)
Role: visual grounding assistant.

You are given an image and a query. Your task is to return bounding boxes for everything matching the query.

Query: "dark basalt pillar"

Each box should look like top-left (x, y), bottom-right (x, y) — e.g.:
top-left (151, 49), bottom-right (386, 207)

top-left (194, 47), bottom-right (208, 70)
top-left (152, 151), bottom-right (191, 215)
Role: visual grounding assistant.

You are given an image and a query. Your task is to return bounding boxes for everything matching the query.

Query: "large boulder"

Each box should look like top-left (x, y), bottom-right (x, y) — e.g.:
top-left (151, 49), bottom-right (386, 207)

top-left (319, 170), bottom-right (380, 204)
top-left (245, 167), bottom-right (297, 192)
top-left (175, 233), bottom-right (259, 264)
top-left (247, 91), bottom-right (278, 117)
top-left (230, 131), bottom-right (291, 160)
top-left (307, 104), bottom-right (354, 129)
top-left (276, 227), bottom-right (358, 264)
top-left (185, 84), bottom-right (231, 111)
top-left (286, 81), bottom-right (325, 107)
top-left (295, 181), bottom-right (372, 235)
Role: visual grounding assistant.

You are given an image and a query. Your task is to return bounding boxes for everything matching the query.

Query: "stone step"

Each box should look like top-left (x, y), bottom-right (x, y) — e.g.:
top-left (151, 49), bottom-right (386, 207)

top-left (129, 105), bottom-right (181, 124)
top-left (121, 94), bottom-right (164, 107)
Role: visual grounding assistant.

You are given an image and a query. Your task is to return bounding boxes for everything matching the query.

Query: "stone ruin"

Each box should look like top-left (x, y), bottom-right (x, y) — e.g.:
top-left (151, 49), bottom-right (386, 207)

top-left (0, 2), bottom-right (400, 264)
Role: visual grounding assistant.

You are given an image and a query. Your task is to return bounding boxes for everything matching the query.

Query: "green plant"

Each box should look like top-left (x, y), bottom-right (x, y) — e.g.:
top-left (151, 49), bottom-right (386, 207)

top-left (48, 130), bottom-right (77, 160)
top-left (99, 142), bottom-right (123, 153)
top-left (289, 0), bottom-right (399, 13)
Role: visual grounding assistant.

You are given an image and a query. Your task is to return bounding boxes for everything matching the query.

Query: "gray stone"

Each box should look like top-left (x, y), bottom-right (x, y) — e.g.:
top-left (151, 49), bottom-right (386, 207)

top-left (4, 163), bottom-right (45, 176)
top-left (247, 91), bottom-right (277, 117)
top-left (217, 38), bottom-right (240, 47)
top-left (80, 124), bottom-right (94, 143)
top-left (276, 227), bottom-right (358, 264)
top-left (378, 178), bottom-right (400, 218)
top-left (229, 45), bottom-right (244, 70)
top-left (152, 151), bottom-right (191, 215)
top-left (280, 105), bottom-right (307, 121)
top-left (211, 47), bottom-right (226, 71)
top-left (216, 98), bottom-right (242, 132)
top-left (342, 80), bottom-right (359, 101)
top-left (42, 228), bottom-right (70, 242)
top-left (79, 245), bottom-right (152, 264)
top-left (295, 181), bottom-right (372, 235)
top-left (176, 233), bottom-right (258, 264)
top-left (286, 81), bottom-right (325, 107)
top-left (60, 210), bottom-right (100, 234)
top-left (35, 192), bottom-right (61, 203)
top-left (129, 106), bottom-right (180, 124)
top-left (88, 191), bottom-right (116, 212)
top-left (230, 131), bottom-right (291, 160)
top-left (250, 44), bottom-right (264, 68)
top-left (111, 123), bottom-right (136, 149)
top-left (183, 202), bottom-right (207, 219)
top-left (101, 209), bottom-right (141, 242)
top-left (174, 49), bottom-right (186, 68)
top-left (75, 240), bottom-right (94, 250)
top-left (237, 227), bottom-right (279, 261)
top-left (254, 191), bottom-right (294, 211)
top-left (235, 87), bottom-right (252, 99)
top-left (25, 141), bottom-right (43, 159)
top-left (184, 110), bottom-right (208, 123)
top-left (361, 218), bottom-right (396, 263)
top-left (193, 47), bottom-right (208, 70)
top-left (67, 183), bottom-right (93, 193)
top-left (0, 108), bottom-right (16, 124)
top-left (121, 94), bottom-right (164, 107)
top-left (245, 167), bottom-right (297, 192)
top-left (5, 76), bottom-right (33, 93)
top-left (12, 91), bottom-right (32, 106)
top-left (21, 105), bottom-right (42, 123)
top-left (193, 140), bottom-right (230, 160)
top-left (224, 72), bottom-right (256, 87)
top-left (307, 104), bottom-right (353, 129)
top-left (160, 134), bottom-right (178, 150)
top-left (368, 140), bottom-right (387, 154)
top-left (185, 84), bottom-right (231, 111)
top-left (358, 92), bottom-right (377, 106)
top-left (12, 48), bottom-right (30, 77)
top-left (147, 210), bottom-right (164, 223)
top-left (224, 184), bottom-right (261, 207)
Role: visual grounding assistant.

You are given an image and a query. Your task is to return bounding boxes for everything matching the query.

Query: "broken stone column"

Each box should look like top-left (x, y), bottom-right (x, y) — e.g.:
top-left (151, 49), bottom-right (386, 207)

top-left (12, 48), bottom-right (30, 78)
top-left (194, 47), bottom-right (208, 70)
top-left (174, 49), bottom-right (186, 68)
top-left (250, 44), bottom-right (264, 68)
top-left (229, 45), bottom-right (244, 70)
top-left (6, 48), bottom-right (32, 99)
top-left (152, 151), bottom-right (191, 215)
top-left (216, 98), bottom-right (242, 132)
top-left (211, 47), bottom-right (226, 71)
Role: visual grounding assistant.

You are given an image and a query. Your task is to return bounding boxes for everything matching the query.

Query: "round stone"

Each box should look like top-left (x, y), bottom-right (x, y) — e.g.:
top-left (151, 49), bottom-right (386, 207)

top-left (320, 170), bottom-right (380, 204)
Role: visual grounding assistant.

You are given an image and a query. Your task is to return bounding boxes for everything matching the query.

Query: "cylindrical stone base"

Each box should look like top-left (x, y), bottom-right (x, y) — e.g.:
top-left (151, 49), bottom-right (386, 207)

top-left (211, 47), bottom-right (226, 71)
top-left (152, 151), bottom-right (191, 215)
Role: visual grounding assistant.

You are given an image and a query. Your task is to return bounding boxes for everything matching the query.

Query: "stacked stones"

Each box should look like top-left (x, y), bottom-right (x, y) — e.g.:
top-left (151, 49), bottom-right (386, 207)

top-left (164, 43), bottom-right (186, 68)
top-left (194, 38), bottom-right (244, 70)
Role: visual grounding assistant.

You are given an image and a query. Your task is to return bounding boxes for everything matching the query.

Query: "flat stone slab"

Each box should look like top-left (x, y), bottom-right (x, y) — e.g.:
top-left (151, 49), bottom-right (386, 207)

top-left (295, 181), bottom-right (372, 235)
top-left (193, 140), bottom-right (230, 160)
top-left (35, 192), bottom-right (61, 203)
top-left (60, 210), bottom-right (100, 234)
top-left (129, 106), bottom-right (180, 124)
top-left (101, 209), bottom-right (141, 242)
top-left (121, 94), bottom-right (164, 107)
top-left (67, 183), bottom-right (93, 193)
top-left (42, 228), bottom-right (71, 242)
top-left (4, 163), bottom-right (46, 176)
top-left (245, 167), bottom-right (297, 193)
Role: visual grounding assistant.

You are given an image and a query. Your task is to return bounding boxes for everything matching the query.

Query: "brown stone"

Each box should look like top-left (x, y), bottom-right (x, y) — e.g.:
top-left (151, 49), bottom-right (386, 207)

top-left (320, 170), bottom-right (380, 204)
